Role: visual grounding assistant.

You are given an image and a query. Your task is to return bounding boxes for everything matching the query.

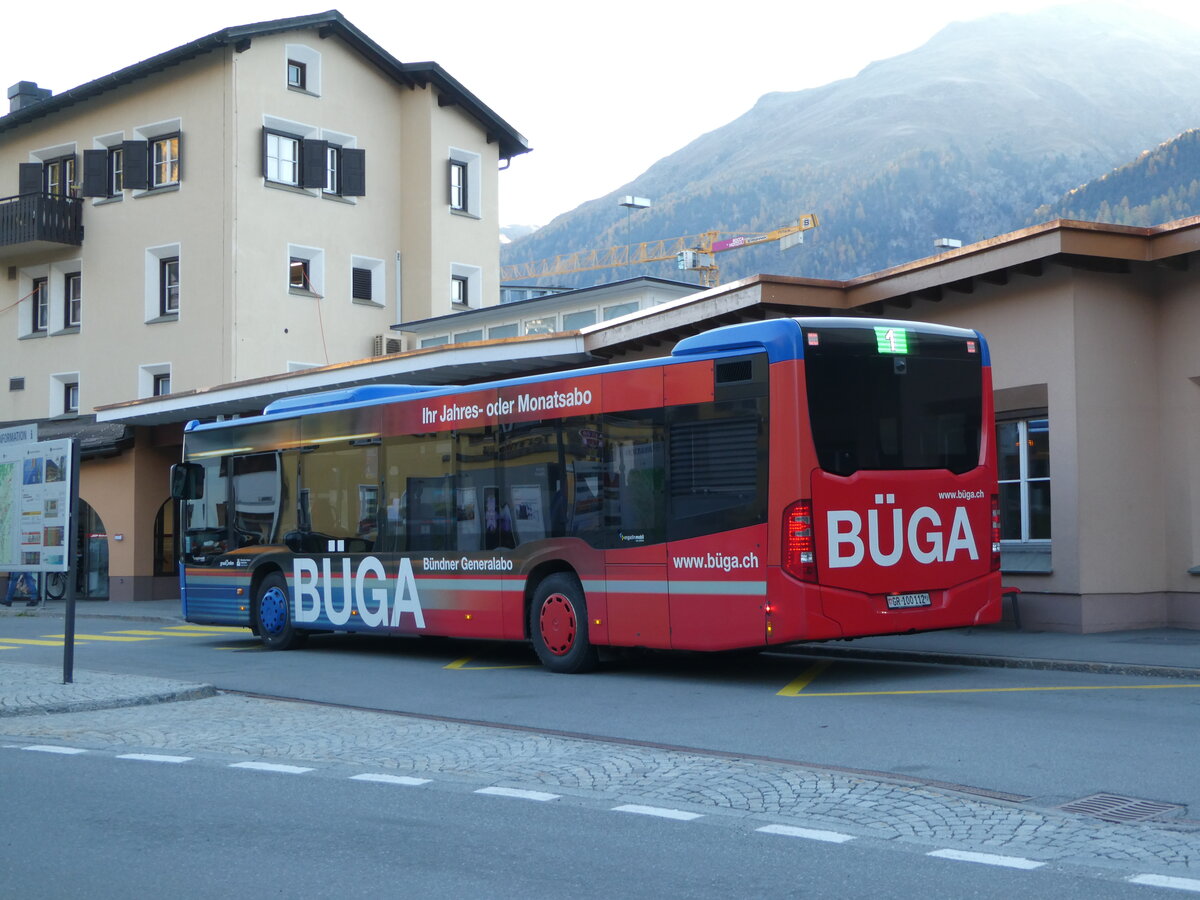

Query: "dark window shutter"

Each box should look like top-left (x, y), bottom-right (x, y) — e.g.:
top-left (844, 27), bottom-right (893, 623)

top-left (341, 148), bottom-right (365, 196)
top-left (81, 150), bottom-right (108, 197)
top-left (302, 139), bottom-right (327, 189)
top-left (122, 140), bottom-right (148, 190)
top-left (446, 159), bottom-right (454, 205)
top-left (352, 267), bottom-right (372, 300)
top-left (261, 127), bottom-right (269, 178)
top-left (19, 163), bottom-right (42, 195)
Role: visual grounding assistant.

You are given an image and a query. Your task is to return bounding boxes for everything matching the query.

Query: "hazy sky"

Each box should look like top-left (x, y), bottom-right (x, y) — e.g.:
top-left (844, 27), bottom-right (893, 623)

top-left (4, 1), bottom-right (1197, 226)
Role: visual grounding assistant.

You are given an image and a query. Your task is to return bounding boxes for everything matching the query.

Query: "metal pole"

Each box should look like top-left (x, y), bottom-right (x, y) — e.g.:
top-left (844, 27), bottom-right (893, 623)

top-left (62, 438), bottom-right (80, 684)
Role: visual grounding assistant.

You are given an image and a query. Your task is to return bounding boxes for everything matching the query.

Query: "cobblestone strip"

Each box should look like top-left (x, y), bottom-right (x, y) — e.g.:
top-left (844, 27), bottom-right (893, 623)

top-left (0, 663), bottom-right (215, 717)
top-left (2, 692), bottom-right (1197, 873)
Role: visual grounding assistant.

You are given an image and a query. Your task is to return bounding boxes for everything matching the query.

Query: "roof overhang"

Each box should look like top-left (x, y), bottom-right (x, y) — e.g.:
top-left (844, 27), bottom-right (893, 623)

top-left (95, 333), bottom-right (590, 427)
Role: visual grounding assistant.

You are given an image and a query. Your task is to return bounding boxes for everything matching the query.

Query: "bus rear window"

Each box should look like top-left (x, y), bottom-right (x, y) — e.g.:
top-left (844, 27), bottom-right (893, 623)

top-left (804, 326), bottom-right (982, 476)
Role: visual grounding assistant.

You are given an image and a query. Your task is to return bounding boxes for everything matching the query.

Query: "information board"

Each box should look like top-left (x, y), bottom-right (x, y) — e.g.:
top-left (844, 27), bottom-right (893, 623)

top-left (0, 432), bottom-right (73, 573)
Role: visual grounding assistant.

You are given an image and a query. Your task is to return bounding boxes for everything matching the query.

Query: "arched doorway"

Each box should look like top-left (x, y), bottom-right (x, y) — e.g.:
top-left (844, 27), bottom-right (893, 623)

top-left (75, 499), bottom-right (109, 600)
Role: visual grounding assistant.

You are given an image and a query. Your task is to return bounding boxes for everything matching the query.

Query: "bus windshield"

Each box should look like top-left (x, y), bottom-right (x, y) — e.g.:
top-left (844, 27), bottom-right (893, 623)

top-left (804, 324), bottom-right (982, 476)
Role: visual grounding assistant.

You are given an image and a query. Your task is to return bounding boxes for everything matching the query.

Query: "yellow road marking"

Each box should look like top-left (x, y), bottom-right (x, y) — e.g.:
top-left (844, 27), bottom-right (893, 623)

top-left (777, 661), bottom-right (833, 696)
top-left (782, 683), bottom-right (1200, 697)
top-left (164, 625), bottom-right (249, 633)
top-left (45, 633), bottom-right (154, 642)
top-left (0, 638), bottom-right (87, 646)
top-left (110, 630), bottom-right (230, 638)
top-left (444, 656), bottom-right (538, 671)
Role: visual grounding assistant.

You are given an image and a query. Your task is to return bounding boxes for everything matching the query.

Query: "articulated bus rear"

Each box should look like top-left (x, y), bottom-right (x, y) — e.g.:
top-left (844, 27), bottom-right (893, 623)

top-left (768, 318), bottom-right (1002, 642)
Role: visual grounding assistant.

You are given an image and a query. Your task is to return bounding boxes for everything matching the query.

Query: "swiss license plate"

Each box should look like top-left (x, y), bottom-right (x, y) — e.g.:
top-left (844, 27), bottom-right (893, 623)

top-left (886, 592), bottom-right (931, 609)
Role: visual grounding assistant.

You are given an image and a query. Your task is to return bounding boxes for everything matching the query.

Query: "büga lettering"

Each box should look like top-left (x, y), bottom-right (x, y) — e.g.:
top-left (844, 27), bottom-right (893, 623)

top-left (292, 556), bottom-right (426, 628)
top-left (826, 507), bottom-right (979, 569)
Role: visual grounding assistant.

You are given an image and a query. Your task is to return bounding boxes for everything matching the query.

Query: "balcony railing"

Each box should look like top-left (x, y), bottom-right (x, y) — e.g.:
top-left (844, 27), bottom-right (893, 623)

top-left (0, 192), bottom-right (84, 250)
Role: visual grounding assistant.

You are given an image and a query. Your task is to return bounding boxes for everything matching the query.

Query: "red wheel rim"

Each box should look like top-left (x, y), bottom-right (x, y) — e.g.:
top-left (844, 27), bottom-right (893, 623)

top-left (539, 593), bottom-right (577, 656)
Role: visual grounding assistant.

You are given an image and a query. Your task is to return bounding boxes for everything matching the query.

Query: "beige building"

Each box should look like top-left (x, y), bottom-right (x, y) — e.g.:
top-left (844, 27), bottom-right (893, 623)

top-left (0, 11), bottom-right (528, 599)
top-left (101, 217), bottom-right (1200, 632)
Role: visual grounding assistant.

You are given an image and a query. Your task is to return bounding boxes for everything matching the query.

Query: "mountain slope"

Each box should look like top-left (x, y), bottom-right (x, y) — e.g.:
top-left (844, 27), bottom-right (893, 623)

top-left (503, 3), bottom-right (1200, 285)
top-left (1033, 128), bottom-right (1200, 226)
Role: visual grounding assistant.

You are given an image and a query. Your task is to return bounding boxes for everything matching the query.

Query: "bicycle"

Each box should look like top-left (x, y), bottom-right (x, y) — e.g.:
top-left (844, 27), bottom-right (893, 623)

top-left (45, 570), bottom-right (68, 601)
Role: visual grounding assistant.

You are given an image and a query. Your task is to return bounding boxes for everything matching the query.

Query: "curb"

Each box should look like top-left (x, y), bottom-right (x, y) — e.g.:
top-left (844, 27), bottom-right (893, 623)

top-left (1, 684), bottom-right (218, 718)
top-left (772, 644), bottom-right (1200, 680)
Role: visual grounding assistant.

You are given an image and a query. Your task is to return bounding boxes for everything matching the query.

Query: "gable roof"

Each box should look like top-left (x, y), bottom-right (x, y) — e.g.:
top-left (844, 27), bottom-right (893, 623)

top-left (0, 10), bottom-right (531, 160)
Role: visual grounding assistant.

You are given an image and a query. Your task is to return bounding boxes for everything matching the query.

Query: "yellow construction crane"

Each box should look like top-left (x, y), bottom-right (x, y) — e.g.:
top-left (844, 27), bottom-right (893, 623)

top-left (501, 213), bottom-right (819, 288)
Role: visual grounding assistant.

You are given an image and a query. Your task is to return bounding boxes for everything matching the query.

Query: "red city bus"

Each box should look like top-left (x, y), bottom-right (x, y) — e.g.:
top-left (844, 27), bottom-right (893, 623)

top-left (172, 316), bottom-right (1001, 672)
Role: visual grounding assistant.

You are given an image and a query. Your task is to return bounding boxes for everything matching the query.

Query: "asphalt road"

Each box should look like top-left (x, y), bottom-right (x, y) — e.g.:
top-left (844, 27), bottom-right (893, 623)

top-left (0, 745), bottom-right (1169, 900)
top-left (2, 614), bottom-right (1198, 818)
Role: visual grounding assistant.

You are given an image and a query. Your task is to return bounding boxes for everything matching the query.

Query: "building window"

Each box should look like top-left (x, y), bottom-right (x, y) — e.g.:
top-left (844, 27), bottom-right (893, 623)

top-left (284, 44), bottom-right (321, 95)
top-left (150, 135), bottom-right (180, 188)
top-left (603, 301), bottom-right (640, 320)
top-left (453, 329), bottom-right (483, 343)
top-left (447, 149), bottom-right (481, 216)
top-left (563, 310), bottom-right (598, 330)
top-left (449, 263), bottom-right (481, 309)
top-left (325, 145), bottom-right (340, 194)
top-left (64, 272), bottom-right (81, 328)
top-left (63, 381), bottom-right (79, 414)
top-left (290, 257), bottom-right (311, 290)
top-left (997, 416), bottom-right (1051, 543)
top-left (31, 277), bottom-right (49, 333)
top-left (43, 155), bottom-right (76, 196)
top-left (488, 323), bottom-right (518, 340)
top-left (153, 372), bottom-right (171, 396)
top-left (108, 147), bottom-right (123, 196)
top-left (449, 161), bottom-right (467, 211)
top-left (160, 257), bottom-right (180, 315)
top-left (266, 131), bottom-right (301, 186)
top-left (287, 60), bottom-right (306, 89)
top-left (287, 245), bottom-right (325, 296)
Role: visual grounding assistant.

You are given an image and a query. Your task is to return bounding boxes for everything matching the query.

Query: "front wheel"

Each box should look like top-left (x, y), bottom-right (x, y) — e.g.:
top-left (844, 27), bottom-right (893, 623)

top-left (254, 572), bottom-right (307, 650)
top-left (529, 573), bottom-right (598, 674)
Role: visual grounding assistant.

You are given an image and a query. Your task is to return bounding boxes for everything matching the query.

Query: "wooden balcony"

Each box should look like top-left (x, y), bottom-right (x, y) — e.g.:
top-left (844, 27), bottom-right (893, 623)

top-left (0, 193), bottom-right (84, 260)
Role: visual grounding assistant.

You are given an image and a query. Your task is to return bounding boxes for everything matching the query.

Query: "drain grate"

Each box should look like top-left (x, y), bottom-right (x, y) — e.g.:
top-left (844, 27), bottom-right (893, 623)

top-left (1058, 793), bottom-right (1184, 823)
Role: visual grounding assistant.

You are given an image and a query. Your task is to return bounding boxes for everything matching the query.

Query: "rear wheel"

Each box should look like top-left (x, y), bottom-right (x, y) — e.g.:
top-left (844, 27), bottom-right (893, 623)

top-left (529, 573), bottom-right (598, 674)
top-left (254, 572), bottom-right (307, 650)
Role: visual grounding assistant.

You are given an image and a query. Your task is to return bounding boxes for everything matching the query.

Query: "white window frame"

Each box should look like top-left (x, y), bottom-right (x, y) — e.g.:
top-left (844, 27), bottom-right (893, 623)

top-left (144, 243), bottom-right (181, 322)
top-left (998, 416), bottom-right (1051, 544)
top-left (139, 363), bottom-right (172, 399)
top-left (50, 372), bottom-right (80, 417)
top-left (62, 267), bottom-right (82, 329)
top-left (133, 118), bottom-right (182, 194)
top-left (447, 147), bottom-right (481, 217)
top-left (450, 262), bottom-right (482, 309)
top-left (288, 244), bottom-right (325, 297)
top-left (284, 44), bottom-right (322, 96)
top-left (321, 128), bottom-right (356, 200)
top-left (16, 266), bottom-right (49, 339)
top-left (91, 132), bottom-right (125, 202)
top-left (266, 131), bottom-right (302, 186)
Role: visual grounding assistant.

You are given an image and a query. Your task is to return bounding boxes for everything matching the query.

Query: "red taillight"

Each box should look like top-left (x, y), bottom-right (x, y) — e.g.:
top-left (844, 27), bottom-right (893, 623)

top-left (990, 493), bottom-right (1002, 572)
top-left (783, 499), bottom-right (818, 583)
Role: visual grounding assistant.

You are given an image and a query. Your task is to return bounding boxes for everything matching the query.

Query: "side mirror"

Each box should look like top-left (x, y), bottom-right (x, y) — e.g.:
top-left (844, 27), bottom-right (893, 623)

top-left (170, 462), bottom-right (204, 500)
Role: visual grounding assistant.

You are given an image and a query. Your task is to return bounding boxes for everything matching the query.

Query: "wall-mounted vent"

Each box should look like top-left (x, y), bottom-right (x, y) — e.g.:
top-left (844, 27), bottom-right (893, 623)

top-left (9, 377), bottom-right (24, 391)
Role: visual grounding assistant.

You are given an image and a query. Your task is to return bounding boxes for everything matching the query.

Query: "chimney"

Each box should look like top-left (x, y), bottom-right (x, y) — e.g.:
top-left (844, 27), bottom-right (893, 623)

top-left (7, 81), bottom-right (53, 113)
